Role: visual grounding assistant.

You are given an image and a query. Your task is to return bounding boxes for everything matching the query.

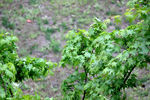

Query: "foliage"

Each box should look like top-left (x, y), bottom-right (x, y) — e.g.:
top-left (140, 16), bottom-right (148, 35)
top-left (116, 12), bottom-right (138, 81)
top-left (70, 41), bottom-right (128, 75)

top-left (29, 0), bottom-right (39, 5)
top-left (0, 32), bottom-right (56, 99)
top-left (60, 0), bottom-right (150, 100)
top-left (49, 39), bottom-right (61, 53)
top-left (45, 28), bottom-right (56, 41)
top-left (9, 88), bottom-right (54, 100)
top-left (2, 16), bottom-right (15, 30)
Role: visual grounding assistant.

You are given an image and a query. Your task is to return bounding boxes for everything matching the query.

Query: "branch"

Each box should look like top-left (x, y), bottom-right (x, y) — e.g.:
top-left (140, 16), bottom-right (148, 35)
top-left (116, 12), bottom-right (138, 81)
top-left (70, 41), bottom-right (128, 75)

top-left (82, 65), bottom-right (88, 100)
top-left (123, 66), bottom-right (136, 84)
top-left (118, 65), bottom-right (136, 92)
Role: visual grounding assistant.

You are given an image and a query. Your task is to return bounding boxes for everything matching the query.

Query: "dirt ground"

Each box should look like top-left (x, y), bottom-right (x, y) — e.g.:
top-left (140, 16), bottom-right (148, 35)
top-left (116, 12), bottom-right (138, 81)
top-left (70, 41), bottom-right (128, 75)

top-left (0, 0), bottom-right (150, 99)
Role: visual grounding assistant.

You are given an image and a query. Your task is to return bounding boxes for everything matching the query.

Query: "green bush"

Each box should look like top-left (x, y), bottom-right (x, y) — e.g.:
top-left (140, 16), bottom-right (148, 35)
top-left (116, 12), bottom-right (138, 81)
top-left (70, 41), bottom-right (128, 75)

top-left (60, 0), bottom-right (150, 99)
top-left (0, 32), bottom-right (56, 99)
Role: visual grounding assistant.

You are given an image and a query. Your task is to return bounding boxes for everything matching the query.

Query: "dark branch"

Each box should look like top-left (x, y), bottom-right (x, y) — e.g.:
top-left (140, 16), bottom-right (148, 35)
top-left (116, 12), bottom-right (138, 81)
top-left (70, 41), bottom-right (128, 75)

top-left (123, 66), bottom-right (136, 84)
top-left (82, 66), bottom-right (88, 100)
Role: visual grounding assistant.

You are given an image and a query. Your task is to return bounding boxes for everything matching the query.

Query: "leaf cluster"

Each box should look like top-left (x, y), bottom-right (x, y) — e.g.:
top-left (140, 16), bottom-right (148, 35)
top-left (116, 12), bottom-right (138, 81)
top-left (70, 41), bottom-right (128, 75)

top-left (60, 0), bottom-right (150, 99)
top-left (0, 32), bottom-right (56, 99)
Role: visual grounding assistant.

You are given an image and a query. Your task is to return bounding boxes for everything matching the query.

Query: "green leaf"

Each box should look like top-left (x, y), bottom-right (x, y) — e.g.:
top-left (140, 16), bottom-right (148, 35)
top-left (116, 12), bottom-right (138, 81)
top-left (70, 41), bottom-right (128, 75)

top-left (0, 87), bottom-right (6, 99)
top-left (5, 70), bottom-right (14, 78)
top-left (84, 52), bottom-right (91, 58)
top-left (114, 15), bottom-right (122, 25)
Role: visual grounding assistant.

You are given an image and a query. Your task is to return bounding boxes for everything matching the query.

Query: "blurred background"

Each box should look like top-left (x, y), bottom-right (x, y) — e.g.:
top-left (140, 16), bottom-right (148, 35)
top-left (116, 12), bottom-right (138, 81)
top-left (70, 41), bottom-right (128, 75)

top-left (0, 0), bottom-right (149, 99)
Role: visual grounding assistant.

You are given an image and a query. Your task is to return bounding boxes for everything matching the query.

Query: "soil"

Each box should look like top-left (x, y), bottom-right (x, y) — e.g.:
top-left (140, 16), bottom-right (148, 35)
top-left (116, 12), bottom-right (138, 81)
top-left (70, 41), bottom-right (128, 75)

top-left (0, 0), bottom-right (150, 99)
